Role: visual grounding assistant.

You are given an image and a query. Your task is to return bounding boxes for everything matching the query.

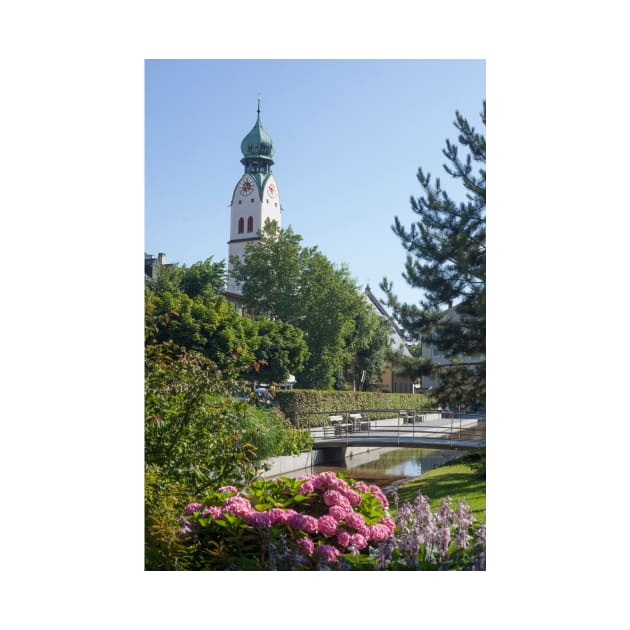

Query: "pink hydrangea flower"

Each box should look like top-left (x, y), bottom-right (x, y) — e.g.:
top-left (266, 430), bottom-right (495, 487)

top-left (367, 524), bottom-right (392, 542)
top-left (201, 506), bottom-right (223, 520)
top-left (343, 489), bottom-right (362, 506)
top-left (311, 475), bottom-right (327, 491)
top-left (318, 515), bottom-right (338, 536)
top-left (268, 508), bottom-right (291, 525)
top-left (245, 510), bottom-right (272, 528)
top-left (296, 536), bottom-right (315, 556)
top-left (317, 544), bottom-right (341, 563)
top-left (352, 481), bottom-right (370, 493)
top-left (287, 513), bottom-right (319, 534)
top-left (328, 504), bottom-right (350, 521)
top-left (323, 490), bottom-right (351, 510)
top-left (344, 511), bottom-right (365, 530)
top-left (381, 517), bottom-right (396, 533)
top-left (323, 489), bottom-right (343, 506)
top-left (222, 496), bottom-right (253, 517)
top-left (317, 472), bottom-right (338, 488)
top-left (369, 485), bottom-right (389, 508)
top-left (298, 480), bottom-right (315, 494)
top-left (349, 533), bottom-right (368, 549)
top-left (344, 511), bottom-right (368, 537)
top-left (330, 477), bottom-right (350, 493)
top-left (184, 502), bottom-right (203, 516)
top-left (218, 486), bottom-right (239, 494)
top-left (336, 530), bottom-right (351, 548)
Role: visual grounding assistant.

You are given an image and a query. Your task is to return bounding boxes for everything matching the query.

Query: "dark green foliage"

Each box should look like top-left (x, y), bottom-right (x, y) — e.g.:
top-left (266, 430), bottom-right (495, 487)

top-left (145, 255), bottom-right (308, 381)
top-left (430, 361), bottom-right (485, 408)
top-left (275, 389), bottom-right (431, 428)
top-left (381, 102), bottom-right (486, 405)
top-left (350, 307), bottom-right (392, 391)
top-left (251, 317), bottom-right (308, 384)
top-left (459, 449), bottom-right (485, 479)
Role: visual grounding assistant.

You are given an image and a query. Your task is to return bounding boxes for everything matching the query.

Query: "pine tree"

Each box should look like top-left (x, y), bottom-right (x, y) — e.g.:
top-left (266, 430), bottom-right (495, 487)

top-left (381, 102), bottom-right (485, 405)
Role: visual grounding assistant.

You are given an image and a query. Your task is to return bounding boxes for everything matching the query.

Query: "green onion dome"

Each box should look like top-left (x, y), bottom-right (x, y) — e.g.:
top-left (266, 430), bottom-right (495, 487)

top-left (240, 107), bottom-right (275, 161)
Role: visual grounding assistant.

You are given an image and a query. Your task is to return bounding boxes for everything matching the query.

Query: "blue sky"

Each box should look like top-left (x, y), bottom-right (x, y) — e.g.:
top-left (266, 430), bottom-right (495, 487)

top-left (145, 59), bottom-right (486, 309)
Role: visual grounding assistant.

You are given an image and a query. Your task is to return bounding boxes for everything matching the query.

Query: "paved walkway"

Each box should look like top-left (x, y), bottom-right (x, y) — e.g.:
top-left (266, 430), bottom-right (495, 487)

top-left (312, 414), bottom-right (485, 450)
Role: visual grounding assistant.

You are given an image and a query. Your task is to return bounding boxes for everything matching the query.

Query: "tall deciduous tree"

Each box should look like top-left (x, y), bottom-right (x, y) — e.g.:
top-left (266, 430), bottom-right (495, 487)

top-left (381, 102), bottom-right (486, 405)
top-left (231, 221), bottom-right (386, 390)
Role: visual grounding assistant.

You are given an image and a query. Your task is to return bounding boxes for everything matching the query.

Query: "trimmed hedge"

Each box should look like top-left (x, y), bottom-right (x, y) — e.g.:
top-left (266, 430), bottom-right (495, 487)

top-left (275, 390), bottom-right (431, 428)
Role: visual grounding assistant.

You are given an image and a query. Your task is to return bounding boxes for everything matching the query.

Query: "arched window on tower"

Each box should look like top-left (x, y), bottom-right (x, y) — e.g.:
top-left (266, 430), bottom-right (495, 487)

top-left (247, 216), bottom-right (254, 232)
top-left (238, 217), bottom-right (244, 234)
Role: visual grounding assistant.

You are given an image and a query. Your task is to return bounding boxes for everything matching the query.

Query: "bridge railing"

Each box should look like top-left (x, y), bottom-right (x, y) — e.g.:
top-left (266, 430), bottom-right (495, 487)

top-left (298, 408), bottom-right (485, 446)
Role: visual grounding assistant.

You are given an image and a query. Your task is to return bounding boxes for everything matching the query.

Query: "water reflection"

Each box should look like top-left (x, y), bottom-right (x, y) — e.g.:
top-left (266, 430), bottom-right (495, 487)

top-left (280, 447), bottom-right (467, 489)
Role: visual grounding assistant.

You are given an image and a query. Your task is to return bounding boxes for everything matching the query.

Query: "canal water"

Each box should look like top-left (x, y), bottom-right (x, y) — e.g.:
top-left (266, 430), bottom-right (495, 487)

top-left (280, 447), bottom-right (469, 492)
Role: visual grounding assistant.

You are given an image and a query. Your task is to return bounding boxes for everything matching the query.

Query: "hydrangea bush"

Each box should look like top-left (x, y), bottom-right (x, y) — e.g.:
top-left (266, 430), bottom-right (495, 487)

top-left (177, 471), bottom-right (485, 570)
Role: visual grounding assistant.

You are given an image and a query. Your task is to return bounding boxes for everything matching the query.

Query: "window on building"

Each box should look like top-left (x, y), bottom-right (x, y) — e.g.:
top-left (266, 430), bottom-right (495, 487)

top-left (238, 218), bottom-right (244, 234)
top-left (247, 216), bottom-right (254, 232)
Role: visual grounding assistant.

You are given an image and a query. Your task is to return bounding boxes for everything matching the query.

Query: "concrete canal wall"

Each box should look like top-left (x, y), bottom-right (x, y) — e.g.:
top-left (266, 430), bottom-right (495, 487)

top-left (260, 445), bottom-right (396, 478)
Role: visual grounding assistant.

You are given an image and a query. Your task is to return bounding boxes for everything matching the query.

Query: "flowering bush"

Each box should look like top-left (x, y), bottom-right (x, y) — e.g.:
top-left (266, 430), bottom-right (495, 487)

top-left (177, 472), bottom-right (393, 570)
top-left (375, 490), bottom-right (486, 571)
top-left (176, 471), bottom-right (485, 571)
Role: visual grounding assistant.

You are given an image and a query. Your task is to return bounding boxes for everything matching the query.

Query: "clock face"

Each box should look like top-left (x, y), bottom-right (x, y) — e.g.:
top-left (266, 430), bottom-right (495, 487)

top-left (239, 179), bottom-right (254, 196)
top-left (267, 182), bottom-right (277, 198)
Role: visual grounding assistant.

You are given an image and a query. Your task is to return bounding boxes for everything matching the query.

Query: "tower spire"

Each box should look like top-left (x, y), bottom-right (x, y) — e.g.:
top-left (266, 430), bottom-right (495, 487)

top-left (257, 96), bottom-right (261, 116)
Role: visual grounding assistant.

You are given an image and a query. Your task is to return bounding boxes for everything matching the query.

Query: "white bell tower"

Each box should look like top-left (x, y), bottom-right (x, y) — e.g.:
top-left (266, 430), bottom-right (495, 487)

top-left (226, 100), bottom-right (281, 295)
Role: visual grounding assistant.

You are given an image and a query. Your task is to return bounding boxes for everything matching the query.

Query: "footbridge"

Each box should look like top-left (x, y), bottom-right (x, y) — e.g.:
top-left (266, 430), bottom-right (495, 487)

top-left (297, 409), bottom-right (485, 465)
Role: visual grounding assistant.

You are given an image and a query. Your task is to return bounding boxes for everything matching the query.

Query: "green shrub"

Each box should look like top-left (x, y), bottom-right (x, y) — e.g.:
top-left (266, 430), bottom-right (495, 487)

top-left (242, 406), bottom-right (313, 460)
top-left (145, 342), bottom-right (262, 569)
top-left (275, 390), bottom-right (431, 427)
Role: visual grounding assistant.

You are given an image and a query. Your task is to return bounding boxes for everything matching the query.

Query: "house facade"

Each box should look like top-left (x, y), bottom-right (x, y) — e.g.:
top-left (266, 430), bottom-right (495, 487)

top-left (363, 285), bottom-right (420, 394)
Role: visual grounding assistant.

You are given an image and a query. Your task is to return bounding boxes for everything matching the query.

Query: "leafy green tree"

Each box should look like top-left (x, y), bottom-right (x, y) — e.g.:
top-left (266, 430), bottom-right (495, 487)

top-left (145, 256), bottom-right (308, 380)
top-left (349, 305), bottom-right (392, 391)
top-left (251, 317), bottom-right (309, 384)
top-left (148, 256), bottom-right (226, 298)
top-left (298, 252), bottom-right (361, 389)
top-left (146, 286), bottom-right (258, 373)
top-left (381, 102), bottom-right (486, 405)
top-left (230, 221), bottom-right (373, 389)
top-left (229, 221), bottom-right (306, 323)
top-left (179, 258), bottom-right (226, 298)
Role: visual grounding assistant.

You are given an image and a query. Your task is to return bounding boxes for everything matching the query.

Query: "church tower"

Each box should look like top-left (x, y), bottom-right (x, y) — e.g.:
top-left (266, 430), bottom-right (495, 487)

top-left (226, 100), bottom-right (281, 295)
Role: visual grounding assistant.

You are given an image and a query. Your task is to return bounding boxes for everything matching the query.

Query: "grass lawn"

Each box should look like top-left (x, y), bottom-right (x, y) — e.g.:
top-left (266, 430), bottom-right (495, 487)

top-left (389, 453), bottom-right (486, 521)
